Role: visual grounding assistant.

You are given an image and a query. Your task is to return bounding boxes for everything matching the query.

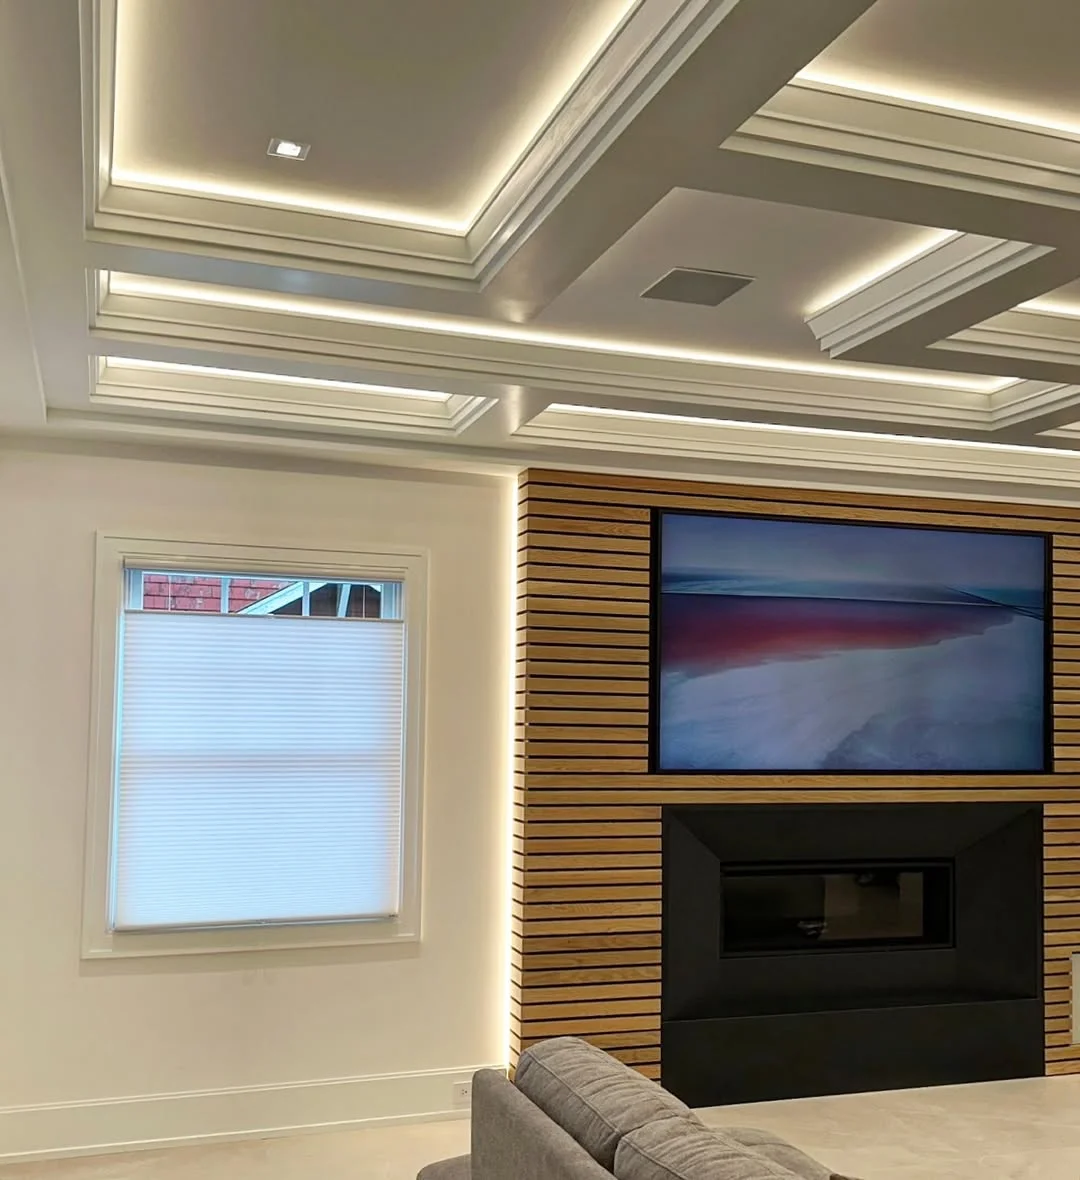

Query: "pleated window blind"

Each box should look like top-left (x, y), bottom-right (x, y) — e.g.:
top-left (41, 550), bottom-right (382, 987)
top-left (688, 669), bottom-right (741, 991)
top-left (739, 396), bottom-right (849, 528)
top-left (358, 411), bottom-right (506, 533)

top-left (111, 572), bottom-right (407, 932)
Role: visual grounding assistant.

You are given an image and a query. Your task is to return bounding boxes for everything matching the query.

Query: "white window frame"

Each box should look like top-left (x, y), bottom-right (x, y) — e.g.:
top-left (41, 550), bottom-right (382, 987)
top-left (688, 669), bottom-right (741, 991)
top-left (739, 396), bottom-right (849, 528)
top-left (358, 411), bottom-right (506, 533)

top-left (82, 533), bottom-right (427, 959)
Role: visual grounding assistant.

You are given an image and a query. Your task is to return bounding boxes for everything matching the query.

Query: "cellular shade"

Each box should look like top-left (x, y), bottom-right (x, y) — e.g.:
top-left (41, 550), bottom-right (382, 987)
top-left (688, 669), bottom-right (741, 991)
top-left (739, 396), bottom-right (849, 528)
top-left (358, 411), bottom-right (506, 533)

top-left (112, 611), bottom-right (405, 930)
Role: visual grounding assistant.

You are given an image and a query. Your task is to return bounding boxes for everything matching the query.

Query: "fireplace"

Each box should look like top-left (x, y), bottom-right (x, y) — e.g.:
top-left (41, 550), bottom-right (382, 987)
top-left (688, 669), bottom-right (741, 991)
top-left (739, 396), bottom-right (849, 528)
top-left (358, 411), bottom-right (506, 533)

top-left (662, 803), bottom-right (1044, 1106)
top-left (721, 860), bottom-right (954, 953)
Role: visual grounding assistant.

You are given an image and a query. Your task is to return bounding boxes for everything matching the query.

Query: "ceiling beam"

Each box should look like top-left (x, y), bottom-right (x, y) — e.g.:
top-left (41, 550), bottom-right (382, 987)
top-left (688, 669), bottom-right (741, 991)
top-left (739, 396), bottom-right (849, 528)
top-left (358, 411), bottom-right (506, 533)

top-left (480, 0), bottom-right (881, 320)
top-left (0, 0), bottom-right (93, 416)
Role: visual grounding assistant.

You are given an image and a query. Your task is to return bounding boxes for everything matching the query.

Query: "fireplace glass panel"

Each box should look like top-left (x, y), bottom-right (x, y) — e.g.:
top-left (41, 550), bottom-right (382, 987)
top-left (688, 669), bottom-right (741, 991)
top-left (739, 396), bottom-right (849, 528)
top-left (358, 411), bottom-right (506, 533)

top-left (722, 862), bottom-right (952, 952)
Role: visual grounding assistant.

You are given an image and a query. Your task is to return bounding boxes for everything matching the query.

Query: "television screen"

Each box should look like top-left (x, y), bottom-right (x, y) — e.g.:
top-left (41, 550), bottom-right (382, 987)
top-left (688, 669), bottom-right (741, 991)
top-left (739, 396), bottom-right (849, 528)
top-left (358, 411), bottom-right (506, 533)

top-left (655, 511), bottom-right (1048, 772)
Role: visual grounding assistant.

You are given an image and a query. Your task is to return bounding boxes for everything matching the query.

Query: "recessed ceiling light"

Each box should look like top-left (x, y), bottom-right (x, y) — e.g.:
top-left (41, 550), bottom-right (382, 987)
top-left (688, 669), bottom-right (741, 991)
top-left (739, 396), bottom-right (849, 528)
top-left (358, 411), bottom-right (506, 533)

top-left (267, 138), bottom-right (310, 161)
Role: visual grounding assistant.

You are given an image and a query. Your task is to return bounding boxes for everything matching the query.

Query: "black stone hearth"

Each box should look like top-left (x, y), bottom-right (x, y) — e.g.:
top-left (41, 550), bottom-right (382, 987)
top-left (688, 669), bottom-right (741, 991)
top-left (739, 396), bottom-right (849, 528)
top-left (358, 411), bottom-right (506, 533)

top-left (661, 803), bottom-right (1043, 1106)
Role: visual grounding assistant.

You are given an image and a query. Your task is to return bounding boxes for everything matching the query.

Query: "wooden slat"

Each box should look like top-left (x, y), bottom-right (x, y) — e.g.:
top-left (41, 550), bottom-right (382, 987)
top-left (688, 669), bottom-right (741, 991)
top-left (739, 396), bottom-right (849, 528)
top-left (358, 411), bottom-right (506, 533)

top-left (513, 468), bottom-right (1080, 1079)
top-left (519, 501), bottom-right (652, 524)
top-left (522, 468), bottom-right (1073, 521)
top-left (526, 726), bottom-right (649, 742)
top-left (522, 516), bottom-right (652, 539)
top-left (523, 630), bottom-right (650, 649)
top-left (524, 613), bottom-right (650, 633)
top-left (520, 966), bottom-right (662, 986)
top-left (521, 562), bottom-right (652, 584)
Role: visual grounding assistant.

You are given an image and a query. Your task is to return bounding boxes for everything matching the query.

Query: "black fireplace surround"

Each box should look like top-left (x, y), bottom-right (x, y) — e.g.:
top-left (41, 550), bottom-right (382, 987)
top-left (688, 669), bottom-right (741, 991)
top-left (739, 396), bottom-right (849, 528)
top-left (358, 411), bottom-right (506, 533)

top-left (662, 803), bottom-right (1044, 1106)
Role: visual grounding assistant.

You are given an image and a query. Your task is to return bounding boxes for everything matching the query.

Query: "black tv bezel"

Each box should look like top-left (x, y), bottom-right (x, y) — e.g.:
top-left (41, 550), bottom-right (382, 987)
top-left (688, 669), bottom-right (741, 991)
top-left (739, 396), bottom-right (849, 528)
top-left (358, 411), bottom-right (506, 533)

top-left (647, 506), bottom-right (1053, 776)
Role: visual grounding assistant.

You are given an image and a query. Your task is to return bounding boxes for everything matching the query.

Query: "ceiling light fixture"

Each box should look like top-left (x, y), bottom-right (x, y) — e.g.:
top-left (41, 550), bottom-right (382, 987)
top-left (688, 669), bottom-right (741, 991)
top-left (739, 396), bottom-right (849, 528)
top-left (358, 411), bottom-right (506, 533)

top-left (102, 356), bottom-right (451, 400)
top-left (806, 228), bottom-right (959, 314)
top-left (795, 70), bottom-right (1080, 139)
top-left (547, 403), bottom-right (1080, 457)
top-left (105, 272), bottom-right (1015, 395)
top-left (267, 138), bottom-right (310, 161)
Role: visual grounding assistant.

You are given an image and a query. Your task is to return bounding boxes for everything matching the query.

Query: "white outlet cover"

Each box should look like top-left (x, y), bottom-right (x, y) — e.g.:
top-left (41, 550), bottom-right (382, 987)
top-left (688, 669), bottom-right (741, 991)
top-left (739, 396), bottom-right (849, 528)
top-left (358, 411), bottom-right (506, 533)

top-left (451, 1080), bottom-right (472, 1106)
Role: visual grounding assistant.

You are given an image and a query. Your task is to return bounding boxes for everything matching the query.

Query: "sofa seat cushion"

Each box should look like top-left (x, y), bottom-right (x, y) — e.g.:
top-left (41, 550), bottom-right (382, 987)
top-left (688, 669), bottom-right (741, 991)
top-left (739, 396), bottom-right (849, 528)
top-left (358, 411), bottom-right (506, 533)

top-left (514, 1038), bottom-right (693, 1170)
top-left (722, 1127), bottom-right (833, 1180)
top-left (614, 1117), bottom-right (805, 1180)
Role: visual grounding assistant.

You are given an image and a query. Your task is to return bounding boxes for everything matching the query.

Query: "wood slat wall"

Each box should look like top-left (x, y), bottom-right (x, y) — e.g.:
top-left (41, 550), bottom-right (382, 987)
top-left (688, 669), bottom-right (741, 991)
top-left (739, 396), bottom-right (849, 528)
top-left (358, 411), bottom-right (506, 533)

top-left (514, 468), bottom-right (1080, 1082)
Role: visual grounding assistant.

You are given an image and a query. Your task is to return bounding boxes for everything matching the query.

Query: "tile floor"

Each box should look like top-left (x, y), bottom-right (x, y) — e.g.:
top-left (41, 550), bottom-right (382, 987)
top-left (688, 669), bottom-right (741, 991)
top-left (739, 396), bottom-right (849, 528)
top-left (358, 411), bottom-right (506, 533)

top-left (5, 1076), bottom-right (1080, 1179)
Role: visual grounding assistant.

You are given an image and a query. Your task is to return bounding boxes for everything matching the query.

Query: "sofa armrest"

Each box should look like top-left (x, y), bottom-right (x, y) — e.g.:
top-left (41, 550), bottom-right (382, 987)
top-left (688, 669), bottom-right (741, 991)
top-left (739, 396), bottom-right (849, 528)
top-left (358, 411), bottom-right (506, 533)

top-left (418, 1155), bottom-right (471, 1180)
top-left (471, 1069), bottom-right (612, 1180)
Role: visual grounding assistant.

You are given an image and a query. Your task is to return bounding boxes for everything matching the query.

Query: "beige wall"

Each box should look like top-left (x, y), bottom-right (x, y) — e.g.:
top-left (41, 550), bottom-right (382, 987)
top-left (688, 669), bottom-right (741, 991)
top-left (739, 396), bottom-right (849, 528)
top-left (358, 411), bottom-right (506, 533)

top-left (0, 445), bottom-right (513, 1159)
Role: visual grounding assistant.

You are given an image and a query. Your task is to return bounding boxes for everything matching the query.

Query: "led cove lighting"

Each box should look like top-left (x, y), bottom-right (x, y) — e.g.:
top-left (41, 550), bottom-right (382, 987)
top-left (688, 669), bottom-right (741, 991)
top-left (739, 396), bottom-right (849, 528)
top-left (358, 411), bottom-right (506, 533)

top-left (104, 356), bottom-right (451, 400)
top-left (796, 70), bottom-right (1080, 139)
top-left (268, 138), bottom-right (309, 161)
top-left (109, 168), bottom-right (465, 232)
top-left (105, 273), bottom-right (1014, 395)
top-left (112, 1), bottom-right (640, 233)
top-left (806, 229), bottom-right (959, 314)
top-left (1018, 298), bottom-right (1080, 318)
top-left (547, 403), bottom-right (1080, 458)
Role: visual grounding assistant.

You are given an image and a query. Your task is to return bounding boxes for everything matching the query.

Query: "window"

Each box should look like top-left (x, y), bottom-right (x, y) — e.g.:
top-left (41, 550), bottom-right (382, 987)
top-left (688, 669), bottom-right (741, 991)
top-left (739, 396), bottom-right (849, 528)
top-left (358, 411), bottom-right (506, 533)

top-left (84, 536), bottom-right (425, 957)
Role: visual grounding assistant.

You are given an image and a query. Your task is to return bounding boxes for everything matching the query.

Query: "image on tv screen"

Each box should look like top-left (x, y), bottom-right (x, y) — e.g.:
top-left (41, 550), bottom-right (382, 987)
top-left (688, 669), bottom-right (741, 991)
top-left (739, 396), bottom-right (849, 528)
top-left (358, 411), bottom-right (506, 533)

top-left (656, 511), bottom-right (1047, 772)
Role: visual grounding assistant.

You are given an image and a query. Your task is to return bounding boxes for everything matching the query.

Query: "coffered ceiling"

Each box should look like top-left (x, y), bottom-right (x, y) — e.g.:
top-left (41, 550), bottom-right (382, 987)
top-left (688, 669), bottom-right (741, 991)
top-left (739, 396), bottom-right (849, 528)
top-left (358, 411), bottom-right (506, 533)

top-left (7, 0), bottom-right (1080, 498)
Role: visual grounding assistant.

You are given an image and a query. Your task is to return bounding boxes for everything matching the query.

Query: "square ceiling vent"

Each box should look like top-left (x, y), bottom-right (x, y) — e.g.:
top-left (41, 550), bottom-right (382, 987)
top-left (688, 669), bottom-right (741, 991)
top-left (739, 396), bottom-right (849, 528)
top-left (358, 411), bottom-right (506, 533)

top-left (641, 268), bottom-right (753, 306)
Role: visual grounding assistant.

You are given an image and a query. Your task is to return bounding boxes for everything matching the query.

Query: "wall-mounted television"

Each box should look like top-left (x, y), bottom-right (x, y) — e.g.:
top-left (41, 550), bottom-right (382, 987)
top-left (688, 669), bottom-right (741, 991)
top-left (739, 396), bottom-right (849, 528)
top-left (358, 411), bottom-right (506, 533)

top-left (653, 511), bottom-right (1049, 773)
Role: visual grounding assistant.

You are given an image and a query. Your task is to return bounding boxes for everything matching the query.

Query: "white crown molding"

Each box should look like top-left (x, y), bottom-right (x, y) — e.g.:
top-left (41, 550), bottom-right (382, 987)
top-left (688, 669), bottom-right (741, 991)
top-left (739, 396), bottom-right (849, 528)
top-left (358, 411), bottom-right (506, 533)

top-left (806, 233), bottom-right (1053, 357)
top-left (939, 306), bottom-right (1080, 369)
top-left (89, 281), bottom-right (1006, 433)
top-left (987, 380), bottom-right (1080, 429)
top-left (21, 401), bottom-right (1080, 505)
top-left (92, 358), bottom-right (493, 439)
top-left (467, 0), bottom-right (738, 279)
top-left (82, 0), bottom-right (733, 284)
top-left (515, 405), bottom-right (1080, 490)
top-left (724, 80), bottom-right (1080, 226)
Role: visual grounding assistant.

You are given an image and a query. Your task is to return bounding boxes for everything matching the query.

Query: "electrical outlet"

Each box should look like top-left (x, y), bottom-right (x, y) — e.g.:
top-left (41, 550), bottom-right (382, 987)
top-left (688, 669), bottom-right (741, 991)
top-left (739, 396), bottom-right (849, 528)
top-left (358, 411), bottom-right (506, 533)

top-left (451, 1080), bottom-right (472, 1107)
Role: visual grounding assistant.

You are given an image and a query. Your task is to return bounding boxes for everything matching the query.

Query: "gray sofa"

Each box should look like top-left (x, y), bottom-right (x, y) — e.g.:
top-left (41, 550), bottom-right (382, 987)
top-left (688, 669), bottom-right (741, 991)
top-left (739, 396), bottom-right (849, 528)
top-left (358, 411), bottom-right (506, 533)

top-left (418, 1037), bottom-right (856, 1180)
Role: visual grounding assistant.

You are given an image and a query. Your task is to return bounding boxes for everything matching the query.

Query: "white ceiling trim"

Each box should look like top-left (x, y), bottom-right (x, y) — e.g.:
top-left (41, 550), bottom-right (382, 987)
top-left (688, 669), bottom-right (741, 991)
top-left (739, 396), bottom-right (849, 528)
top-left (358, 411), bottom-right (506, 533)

top-left (88, 276), bottom-right (1029, 434)
top-left (806, 233), bottom-right (1052, 357)
top-left (793, 70), bottom-right (1080, 142)
top-left (938, 307), bottom-right (1080, 370)
top-left (93, 357), bottom-right (492, 438)
top-left (95, 273), bottom-right (1006, 392)
top-left (469, 0), bottom-right (736, 274)
top-left (516, 404), bottom-right (1080, 490)
top-left (84, 0), bottom-right (739, 284)
top-left (725, 80), bottom-right (1080, 228)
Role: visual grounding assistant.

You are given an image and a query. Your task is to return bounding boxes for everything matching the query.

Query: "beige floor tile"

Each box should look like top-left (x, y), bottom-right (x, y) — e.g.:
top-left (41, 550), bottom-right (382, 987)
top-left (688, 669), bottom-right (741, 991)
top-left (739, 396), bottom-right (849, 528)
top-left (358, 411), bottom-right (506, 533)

top-left (7, 1076), bottom-right (1080, 1179)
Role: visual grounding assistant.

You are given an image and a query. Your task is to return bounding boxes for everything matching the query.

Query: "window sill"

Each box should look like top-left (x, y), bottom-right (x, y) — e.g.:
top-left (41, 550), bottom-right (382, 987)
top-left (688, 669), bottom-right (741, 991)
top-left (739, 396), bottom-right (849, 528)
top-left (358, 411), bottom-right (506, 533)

top-left (82, 915), bottom-right (419, 959)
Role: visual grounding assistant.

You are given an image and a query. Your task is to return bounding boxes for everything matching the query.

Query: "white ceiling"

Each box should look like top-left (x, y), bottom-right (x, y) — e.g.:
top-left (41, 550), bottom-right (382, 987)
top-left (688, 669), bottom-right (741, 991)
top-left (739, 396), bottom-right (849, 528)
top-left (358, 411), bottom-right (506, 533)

top-left (536, 189), bottom-right (951, 363)
top-left (6, 0), bottom-right (1080, 498)
top-left (112, 0), bottom-right (634, 225)
top-left (807, 0), bottom-right (1080, 127)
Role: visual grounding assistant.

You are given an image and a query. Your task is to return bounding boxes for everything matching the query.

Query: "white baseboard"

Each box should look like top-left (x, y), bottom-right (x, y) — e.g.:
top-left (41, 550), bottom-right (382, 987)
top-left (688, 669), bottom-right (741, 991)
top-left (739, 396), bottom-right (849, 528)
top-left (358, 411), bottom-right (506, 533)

top-left (0, 1064), bottom-right (498, 1163)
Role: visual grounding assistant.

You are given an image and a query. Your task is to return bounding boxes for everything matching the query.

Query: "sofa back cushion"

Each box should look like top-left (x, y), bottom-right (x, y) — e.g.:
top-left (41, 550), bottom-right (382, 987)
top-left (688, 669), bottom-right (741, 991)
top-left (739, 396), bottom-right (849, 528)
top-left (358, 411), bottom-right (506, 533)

top-left (722, 1127), bottom-right (833, 1180)
top-left (514, 1038), bottom-right (693, 1170)
top-left (613, 1117), bottom-right (802, 1180)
